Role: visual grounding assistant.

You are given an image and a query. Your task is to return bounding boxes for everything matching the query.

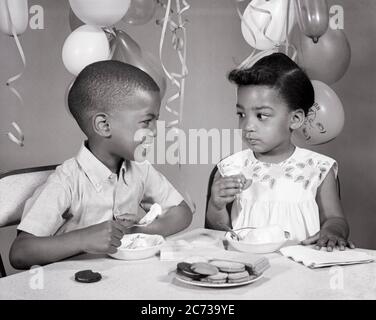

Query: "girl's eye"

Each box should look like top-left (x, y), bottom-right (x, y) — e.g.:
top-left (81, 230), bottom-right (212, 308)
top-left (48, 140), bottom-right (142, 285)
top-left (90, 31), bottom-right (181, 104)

top-left (237, 112), bottom-right (245, 118)
top-left (142, 120), bottom-right (151, 126)
top-left (257, 113), bottom-right (269, 120)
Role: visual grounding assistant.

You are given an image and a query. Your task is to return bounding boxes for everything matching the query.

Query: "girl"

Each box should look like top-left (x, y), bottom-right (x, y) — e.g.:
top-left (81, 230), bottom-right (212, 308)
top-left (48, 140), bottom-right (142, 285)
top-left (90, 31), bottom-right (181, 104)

top-left (206, 53), bottom-right (354, 251)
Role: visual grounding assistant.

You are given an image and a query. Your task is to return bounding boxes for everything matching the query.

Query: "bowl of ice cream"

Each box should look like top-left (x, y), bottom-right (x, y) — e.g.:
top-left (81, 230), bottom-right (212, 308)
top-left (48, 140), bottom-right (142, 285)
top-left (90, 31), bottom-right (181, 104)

top-left (226, 225), bottom-right (290, 254)
top-left (109, 233), bottom-right (165, 260)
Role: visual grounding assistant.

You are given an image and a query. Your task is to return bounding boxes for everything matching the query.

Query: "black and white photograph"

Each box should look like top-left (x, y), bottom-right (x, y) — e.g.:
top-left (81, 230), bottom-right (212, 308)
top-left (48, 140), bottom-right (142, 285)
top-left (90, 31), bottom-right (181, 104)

top-left (0, 0), bottom-right (375, 306)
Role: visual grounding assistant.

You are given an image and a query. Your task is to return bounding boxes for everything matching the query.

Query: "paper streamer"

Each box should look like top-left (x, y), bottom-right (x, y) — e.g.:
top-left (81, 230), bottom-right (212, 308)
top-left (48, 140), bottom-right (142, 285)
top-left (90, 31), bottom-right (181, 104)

top-left (235, 0), bottom-right (297, 68)
top-left (3, 0), bottom-right (25, 147)
top-left (157, 0), bottom-right (196, 213)
top-left (157, 0), bottom-right (189, 128)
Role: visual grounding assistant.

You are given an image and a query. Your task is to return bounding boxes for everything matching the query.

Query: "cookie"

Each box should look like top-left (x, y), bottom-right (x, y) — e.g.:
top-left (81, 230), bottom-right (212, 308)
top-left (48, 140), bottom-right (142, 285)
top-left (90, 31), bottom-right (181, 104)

top-left (183, 256), bottom-right (209, 264)
top-left (209, 260), bottom-right (245, 273)
top-left (201, 272), bottom-right (228, 284)
top-left (190, 262), bottom-right (219, 276)
top-left (176, 262), bottom-right (202, 280)
top-left (74, 270), bottom-right (102, 283)
top-left (227, 270), bottom-right (250, 283)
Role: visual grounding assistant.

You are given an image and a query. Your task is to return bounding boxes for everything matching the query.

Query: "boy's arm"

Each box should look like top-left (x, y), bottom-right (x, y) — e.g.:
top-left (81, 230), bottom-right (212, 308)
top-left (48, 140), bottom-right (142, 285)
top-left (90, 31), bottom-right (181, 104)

top-left (302, 168), bottom-right (355, 251)
top-left (10, 220), bottom-right (126, 269)
top-left (129, 201), bottom-right (192, 237)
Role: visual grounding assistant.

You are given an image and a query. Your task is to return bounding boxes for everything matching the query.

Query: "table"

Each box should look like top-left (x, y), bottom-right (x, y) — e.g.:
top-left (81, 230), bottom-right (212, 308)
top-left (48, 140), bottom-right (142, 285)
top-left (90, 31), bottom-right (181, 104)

top-left (0, 228), bottom-right (375, 300)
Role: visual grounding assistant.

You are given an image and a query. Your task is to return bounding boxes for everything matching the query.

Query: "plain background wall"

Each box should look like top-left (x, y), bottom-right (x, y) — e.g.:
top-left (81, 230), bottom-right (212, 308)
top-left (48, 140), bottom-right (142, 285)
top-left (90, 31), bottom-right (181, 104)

top-left (1, 0), bottom-right (375, 276)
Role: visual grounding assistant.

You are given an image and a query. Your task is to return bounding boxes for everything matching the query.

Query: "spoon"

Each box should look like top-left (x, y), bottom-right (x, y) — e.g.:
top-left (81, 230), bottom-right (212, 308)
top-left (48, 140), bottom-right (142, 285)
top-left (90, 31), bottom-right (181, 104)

top-left (218, 223), bottom-right (241, 241)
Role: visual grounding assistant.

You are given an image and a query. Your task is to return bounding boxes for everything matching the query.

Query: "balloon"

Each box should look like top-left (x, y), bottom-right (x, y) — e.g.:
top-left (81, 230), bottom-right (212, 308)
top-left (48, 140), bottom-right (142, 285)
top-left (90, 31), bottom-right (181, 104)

top-left (241, 0), bottom-right (295, 50)
top-left (0, 0), bottom-right (28, 36)
top-left (291, 26), bottom-right (351, 84)
top-left (69, 0), bottom-right (130, 27)
top-left (123, 0), bottom-right (157, 25)
top-left (62, 25), bottom-right (110, 76)
top-left (111, 29), bottom-right (167, 98)
top-left (294, 0), bottom-right (329, 43)
top-left (294, 80), bottom-right (345, 145)
top-left (69, 7), bottom-right (84, 31)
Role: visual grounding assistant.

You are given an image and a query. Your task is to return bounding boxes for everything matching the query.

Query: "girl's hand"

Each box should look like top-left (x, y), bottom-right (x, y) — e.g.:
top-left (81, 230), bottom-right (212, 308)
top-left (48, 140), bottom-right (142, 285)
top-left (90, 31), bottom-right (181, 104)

top-left (301, 229), bottom-right (355, 252)
top-left (210, 172), bottom-right (251, 210)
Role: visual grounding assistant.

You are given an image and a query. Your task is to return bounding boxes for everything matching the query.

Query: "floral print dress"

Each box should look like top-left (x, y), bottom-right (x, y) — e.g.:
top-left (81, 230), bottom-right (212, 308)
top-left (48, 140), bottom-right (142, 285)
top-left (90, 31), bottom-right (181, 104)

top-left (218, 146), bottom-right (338, 242)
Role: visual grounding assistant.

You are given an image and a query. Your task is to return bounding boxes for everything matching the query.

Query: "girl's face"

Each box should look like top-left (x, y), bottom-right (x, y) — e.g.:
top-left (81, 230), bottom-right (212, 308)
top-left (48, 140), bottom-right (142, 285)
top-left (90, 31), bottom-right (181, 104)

top-left (236, 85), bottom-right (302, 155)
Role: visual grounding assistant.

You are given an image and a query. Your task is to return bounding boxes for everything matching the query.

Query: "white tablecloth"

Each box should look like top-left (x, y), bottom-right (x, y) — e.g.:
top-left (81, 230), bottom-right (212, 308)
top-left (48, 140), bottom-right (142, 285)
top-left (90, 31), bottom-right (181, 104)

top-left (1, 228), bottom-right (375, 300)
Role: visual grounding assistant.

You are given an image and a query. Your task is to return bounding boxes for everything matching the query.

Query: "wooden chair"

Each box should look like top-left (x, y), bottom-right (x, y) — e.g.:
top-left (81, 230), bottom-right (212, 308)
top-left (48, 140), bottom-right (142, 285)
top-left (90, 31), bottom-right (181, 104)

top-left (0, 165), bottom-right (57, 277)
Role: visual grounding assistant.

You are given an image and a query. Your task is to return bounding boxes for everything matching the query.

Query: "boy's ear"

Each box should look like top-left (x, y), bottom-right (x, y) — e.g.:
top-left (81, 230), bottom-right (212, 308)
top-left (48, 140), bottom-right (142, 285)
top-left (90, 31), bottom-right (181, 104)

top-left (290, 108), bottom-right (305, 130)
top-left (93, 113), bottom-right (111, 137)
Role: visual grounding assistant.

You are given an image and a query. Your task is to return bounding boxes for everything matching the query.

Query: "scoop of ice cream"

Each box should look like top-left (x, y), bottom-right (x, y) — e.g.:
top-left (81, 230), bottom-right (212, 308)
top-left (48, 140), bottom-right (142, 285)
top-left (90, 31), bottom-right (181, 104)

top-left (242, 225), bottom-right (286, 244)
top-left (121, 234), bottom-right (164, 249)
top-left (217, 153), bottom-right (246, 177)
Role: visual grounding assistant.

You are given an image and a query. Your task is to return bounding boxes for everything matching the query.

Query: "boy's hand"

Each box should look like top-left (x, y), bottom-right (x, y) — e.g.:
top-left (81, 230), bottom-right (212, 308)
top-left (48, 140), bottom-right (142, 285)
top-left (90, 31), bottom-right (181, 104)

top-left (81, 220), bottom-right (126, 254)
top-left (301, 229), bottom-right (355, 252)
top-left (209, 171), bottom-right (251, 210)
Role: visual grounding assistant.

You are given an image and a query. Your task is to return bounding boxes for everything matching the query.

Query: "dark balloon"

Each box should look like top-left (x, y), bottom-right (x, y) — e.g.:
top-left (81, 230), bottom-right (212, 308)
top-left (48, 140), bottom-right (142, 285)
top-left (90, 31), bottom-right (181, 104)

top-left (111, 29), bottom-right (167, 98)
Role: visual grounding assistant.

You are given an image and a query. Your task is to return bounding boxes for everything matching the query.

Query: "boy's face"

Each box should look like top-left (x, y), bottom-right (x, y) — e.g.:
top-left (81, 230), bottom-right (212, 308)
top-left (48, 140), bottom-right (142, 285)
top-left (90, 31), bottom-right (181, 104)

top-left (236, 85), bottom-right (295, 154)
top-left (107, 89), bottom-right (161, 161)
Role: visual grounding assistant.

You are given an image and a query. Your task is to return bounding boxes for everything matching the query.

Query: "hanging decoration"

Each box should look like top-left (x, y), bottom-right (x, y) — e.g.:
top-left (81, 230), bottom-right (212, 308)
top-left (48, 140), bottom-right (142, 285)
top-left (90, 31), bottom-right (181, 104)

top-left (156, 0), bottom-right (195, 213)
top-left (0, 0), bottom-right (27, 147)
top-left (156, 0), bottom-right (189, 130)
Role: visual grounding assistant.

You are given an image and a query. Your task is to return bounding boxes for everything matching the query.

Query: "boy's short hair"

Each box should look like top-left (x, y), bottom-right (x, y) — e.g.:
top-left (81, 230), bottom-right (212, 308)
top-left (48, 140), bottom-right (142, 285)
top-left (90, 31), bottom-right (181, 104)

top-left (228, 53), bottom-right (314, 115)
top-left (68, 60), bottom-right (160, 134)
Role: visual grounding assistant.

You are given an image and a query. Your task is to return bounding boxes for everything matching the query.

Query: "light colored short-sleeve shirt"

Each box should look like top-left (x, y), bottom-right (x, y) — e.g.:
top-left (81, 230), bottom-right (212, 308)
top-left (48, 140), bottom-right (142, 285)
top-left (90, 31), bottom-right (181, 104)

top-left (17, 142), bottom-right (184, 236)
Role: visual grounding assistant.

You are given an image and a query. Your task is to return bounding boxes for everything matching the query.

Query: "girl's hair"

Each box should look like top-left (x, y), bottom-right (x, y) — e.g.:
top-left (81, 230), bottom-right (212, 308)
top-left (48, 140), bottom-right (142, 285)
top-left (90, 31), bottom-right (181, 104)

top-left (228, 53), bottom-right (314, 115)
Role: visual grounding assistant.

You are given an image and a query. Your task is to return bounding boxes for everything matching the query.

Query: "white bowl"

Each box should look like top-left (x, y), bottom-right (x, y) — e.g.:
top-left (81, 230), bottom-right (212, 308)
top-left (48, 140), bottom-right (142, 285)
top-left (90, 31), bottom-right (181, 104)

top-left (226, 228), bottom-right (289, 254)
top-left (109, 233), bottom-right (165, 260)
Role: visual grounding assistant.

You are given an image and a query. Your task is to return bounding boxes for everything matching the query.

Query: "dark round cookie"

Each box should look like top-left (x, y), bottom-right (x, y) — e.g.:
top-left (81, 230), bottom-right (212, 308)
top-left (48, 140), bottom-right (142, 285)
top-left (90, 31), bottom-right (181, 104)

top-left (74, 270), bottom-right (102, 283)
top-left (176, 262), bottom-right (202, 280)
top-left (191, 262), bottom-right (219, 276)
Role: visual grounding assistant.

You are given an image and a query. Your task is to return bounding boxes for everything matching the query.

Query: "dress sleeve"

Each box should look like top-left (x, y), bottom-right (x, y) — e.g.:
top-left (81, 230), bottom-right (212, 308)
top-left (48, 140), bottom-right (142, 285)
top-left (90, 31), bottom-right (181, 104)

top-left (316, 155), bottom-right (338, 187)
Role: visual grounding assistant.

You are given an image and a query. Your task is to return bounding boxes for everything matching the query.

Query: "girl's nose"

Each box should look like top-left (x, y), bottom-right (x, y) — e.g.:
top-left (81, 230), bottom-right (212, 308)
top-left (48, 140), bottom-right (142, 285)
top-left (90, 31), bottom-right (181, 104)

top-left (244, 120), bottom-right (256, 132)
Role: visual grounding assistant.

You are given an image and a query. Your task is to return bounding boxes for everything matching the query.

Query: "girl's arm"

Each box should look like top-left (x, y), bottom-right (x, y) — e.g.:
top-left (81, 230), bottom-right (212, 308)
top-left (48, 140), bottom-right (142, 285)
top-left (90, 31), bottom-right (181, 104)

top-left (205, 172), bottom-right (245, 230)
top-left (302, 168), bottom-right (355, 251)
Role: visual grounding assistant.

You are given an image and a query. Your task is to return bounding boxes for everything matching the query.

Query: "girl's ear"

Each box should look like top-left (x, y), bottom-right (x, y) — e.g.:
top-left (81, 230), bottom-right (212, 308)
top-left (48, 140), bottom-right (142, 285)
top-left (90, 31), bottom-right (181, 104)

top-left (93, 113), bottom-right (111, 137)
top-left (290, 108), bottom-right (305, 130)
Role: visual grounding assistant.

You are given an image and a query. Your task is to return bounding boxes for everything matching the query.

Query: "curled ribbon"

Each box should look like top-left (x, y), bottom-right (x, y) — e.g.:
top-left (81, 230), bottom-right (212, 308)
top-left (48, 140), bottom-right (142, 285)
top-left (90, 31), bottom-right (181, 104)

top-left (3, 0), bottom-right (26, 147)
top-left (158, 0), bottom-right (189, 129)
top-left (157, 0), bottom-right (196, 213)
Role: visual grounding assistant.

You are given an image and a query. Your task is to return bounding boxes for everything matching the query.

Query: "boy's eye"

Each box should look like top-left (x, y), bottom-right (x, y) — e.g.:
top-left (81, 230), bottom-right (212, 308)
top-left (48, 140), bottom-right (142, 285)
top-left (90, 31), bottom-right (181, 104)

top-left (141, 120), bottom-right (152, 126)
top-left (237, 112), bottom-right (245, 118)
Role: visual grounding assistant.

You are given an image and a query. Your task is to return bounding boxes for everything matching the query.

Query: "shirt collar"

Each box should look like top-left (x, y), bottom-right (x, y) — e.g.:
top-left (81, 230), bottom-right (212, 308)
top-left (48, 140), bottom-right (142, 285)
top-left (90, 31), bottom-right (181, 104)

top-left (76, 141), bottom-right (127, 191)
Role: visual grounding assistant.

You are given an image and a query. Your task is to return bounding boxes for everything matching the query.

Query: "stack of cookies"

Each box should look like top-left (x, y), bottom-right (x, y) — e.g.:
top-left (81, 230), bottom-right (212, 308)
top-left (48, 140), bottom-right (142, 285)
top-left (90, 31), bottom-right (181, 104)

top-left (176, 260), bottom-right (260, 284)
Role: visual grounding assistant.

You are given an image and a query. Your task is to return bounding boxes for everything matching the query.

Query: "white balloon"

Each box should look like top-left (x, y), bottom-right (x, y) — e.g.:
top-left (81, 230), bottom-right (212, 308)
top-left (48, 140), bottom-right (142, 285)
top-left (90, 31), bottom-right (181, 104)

top-left (69, 0), bottom-right (130, 27)
top-left (0, 0), bottom-right (28, 36)
top-left (62, 25), bottom-right (110, 76)
top-left (241, 0), bottom-right (295, 50)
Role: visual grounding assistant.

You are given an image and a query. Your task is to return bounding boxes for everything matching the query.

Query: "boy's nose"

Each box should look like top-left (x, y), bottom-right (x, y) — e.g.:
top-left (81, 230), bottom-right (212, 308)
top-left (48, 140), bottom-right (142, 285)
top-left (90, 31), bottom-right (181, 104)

top-left (150, 124), bottom-right (157, 137)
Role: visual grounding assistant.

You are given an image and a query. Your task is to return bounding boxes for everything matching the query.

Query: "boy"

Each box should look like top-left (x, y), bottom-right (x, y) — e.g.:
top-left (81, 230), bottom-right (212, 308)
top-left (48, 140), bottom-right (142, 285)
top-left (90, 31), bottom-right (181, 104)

top-left (10, 61), bottom-right (193, 269)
